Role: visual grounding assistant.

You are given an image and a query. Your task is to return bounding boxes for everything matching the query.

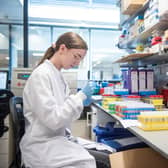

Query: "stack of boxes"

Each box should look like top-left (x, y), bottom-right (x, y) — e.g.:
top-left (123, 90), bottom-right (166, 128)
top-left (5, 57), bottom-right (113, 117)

top-left (114, 101), bottom-right (155, 119)
top-left (122, 68), bottom-right (156, 95)
top-left (106, 101), bottom-right (155, 120)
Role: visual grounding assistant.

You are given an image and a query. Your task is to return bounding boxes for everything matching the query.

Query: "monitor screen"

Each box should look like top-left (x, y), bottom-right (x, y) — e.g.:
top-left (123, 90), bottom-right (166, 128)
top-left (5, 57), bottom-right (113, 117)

top-left (0, 71), bottom-right (8, 89)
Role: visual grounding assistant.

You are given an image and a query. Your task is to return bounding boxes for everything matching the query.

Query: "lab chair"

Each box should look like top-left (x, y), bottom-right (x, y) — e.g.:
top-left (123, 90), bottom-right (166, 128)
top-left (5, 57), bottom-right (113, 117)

top-left (87, 149), bottom-right (111, 168)
top-left (0, 89), bottom-right (14, 137)
top-left (9, 96), bottom-right (25, 168)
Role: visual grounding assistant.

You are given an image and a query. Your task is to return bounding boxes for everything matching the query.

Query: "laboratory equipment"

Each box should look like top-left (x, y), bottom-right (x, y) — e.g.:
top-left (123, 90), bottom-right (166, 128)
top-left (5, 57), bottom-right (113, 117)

top-left (11, 68), bottom-right (32, 96)
top-left (11, 68), bottom-right (78, 96)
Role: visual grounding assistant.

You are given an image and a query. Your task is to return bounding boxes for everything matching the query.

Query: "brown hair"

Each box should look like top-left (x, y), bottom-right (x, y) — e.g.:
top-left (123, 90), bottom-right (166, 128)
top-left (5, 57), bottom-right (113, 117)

top-left (38, 32), bottom-right (88, 65)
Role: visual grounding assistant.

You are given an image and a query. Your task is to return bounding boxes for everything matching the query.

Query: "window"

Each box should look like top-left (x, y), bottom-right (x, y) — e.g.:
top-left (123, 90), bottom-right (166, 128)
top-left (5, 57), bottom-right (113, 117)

top-left (11, 25), bottom-right (23, 68)
top-left (0, 24), bottom-right (9, 69)
top-left (29, 0), bottom-right (120, 29)
top-left (29, 26), bottom-right (51, 67)
top-left (91, 29), bottom-right (126, 80)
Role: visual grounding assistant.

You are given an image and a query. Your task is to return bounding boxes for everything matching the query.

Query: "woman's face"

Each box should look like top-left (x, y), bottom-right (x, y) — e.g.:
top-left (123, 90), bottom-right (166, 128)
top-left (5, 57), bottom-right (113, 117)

top-left (61, 45), bottom-right (87, 69)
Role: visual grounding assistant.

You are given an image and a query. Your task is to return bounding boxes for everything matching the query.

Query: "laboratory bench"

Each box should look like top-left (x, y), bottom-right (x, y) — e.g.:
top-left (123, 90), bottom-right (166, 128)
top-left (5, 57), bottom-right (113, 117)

top-left (91, 102), bottom-right (168, 160)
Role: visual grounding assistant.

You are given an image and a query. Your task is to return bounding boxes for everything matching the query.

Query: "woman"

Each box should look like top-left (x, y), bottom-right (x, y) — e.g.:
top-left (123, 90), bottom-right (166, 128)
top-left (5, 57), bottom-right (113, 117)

top-left (20, 32), bottom-right (96, 168)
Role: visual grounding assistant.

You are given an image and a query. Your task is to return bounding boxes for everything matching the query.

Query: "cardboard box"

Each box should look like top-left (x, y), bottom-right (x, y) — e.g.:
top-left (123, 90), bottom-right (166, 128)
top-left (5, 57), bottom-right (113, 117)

top-left (109, 148), bottom-right (168, 168)
top-left (121, 0), bottom-right (147, 15)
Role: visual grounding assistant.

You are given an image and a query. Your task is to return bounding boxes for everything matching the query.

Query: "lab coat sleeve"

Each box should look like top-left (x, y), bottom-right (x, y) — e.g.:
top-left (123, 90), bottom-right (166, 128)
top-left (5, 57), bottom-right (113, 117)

top-left (25, 71), bottom-right (86, 132)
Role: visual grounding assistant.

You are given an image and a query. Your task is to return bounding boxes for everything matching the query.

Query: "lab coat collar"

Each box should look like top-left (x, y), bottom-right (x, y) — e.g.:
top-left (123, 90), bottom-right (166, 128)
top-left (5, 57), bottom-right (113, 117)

top-left (44, 59), bottom-right (69, 95)
top-left (44, 59), bottom-right (60, 72)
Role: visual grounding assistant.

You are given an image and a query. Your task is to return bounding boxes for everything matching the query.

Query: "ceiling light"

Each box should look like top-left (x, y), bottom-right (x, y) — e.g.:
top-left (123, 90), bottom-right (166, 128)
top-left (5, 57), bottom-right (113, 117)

top-left (0, 33), bottom-right (5, 38)
top-left (29, 5), bottom-right (120, 24)
top-left (5, 57), bottom-right (9, 60)
top-left (19, 0), bottom-right (23, 6)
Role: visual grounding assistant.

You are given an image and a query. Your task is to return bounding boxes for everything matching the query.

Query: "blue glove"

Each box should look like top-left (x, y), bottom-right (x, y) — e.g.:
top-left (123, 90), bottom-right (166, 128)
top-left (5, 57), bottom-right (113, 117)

top-left (82, 82), bottom-right (95, 98)
top-left (83, 97), bottom-right (93, 106)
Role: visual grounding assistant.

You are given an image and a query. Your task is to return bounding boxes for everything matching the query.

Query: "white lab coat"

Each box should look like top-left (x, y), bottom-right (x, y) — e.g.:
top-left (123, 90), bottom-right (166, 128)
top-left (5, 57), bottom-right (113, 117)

top-left (20, 60), bottom-right (96, 168)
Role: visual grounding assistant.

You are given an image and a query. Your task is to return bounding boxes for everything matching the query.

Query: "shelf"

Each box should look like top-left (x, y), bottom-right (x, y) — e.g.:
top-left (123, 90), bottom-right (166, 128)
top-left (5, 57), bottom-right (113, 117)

top-left (115, 53), bottom-right (155, 63)
top-left (120, 12), bottom-right (168, 49)
top-left (115, 52), bottom-right (168, 66)
top-left (140, 53), bottom-right (168, 65)
top-left (138, 20), bottom-right (168, 40)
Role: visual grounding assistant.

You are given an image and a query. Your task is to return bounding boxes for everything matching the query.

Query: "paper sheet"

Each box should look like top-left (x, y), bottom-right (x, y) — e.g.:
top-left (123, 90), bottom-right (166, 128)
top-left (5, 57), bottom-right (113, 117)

top-left (119, 119), bottom-right (141, 128)
top-left (76, 137), bottom-right (116, 153)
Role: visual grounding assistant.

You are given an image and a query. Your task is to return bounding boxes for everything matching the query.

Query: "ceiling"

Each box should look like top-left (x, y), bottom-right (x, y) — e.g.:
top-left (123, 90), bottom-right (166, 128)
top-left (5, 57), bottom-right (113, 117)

top-left (0, 0), bottom-right (119, 27)
top-left (29, 0), bottom-right (118, 7)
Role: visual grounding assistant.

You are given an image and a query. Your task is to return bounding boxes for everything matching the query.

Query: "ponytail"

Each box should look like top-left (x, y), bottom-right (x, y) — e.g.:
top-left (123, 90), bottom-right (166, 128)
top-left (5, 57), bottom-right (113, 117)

top-left (37, 32), bottom-right (88, 66)
top-left (37, 46), bottom-right (55, 66)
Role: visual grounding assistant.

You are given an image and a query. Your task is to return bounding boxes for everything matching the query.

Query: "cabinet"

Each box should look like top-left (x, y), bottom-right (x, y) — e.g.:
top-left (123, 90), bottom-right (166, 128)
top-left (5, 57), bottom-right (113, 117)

top-left (71, 119), bottom-right (90, 139)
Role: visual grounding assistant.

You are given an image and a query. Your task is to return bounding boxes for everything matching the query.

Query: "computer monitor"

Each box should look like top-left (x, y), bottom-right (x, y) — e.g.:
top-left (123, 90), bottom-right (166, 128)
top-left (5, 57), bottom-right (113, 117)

top-left (0, 71), bottom-right (8, 89)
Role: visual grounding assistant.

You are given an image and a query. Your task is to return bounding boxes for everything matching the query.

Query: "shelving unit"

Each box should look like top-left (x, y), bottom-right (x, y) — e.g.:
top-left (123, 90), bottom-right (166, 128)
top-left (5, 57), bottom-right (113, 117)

top-left (90, 1), bottom-right (168, 165)
top-left (119, 0), bottom-right (168, 49)
top-left (140, 53), bottom-right (168, 65)
top-left (118, 0), bottom-right (168, 66)
top-left (115, 52), bottom-right (168, 66)
top-left (120, 16), bottom-right (168, 48)
top-left (120, 17), bottom-right (168, 49)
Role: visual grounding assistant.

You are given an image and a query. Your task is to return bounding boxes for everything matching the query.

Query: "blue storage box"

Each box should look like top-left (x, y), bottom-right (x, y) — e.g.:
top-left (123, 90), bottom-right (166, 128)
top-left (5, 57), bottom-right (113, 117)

top-left (139, 91), bottom-right (157, 96)
top-left (93, 122), bottom-right (134, 142)
top-left (101, 81), bottom-right (109, 88)
top-left (101, 136), bottom-right (147, 152)
top-left (114, 90), bottom-right (129, 95)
